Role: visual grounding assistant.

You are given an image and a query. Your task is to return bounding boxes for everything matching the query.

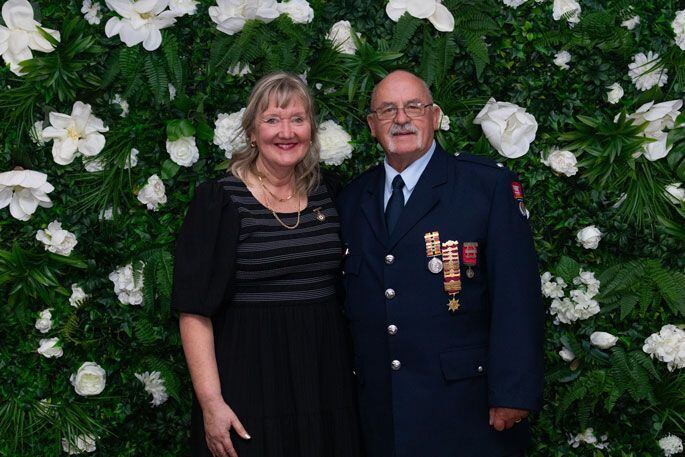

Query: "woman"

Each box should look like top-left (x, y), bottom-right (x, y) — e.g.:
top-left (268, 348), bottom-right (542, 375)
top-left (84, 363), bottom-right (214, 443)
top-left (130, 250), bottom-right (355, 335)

top-left (171, 72), bottom-right (363, 457)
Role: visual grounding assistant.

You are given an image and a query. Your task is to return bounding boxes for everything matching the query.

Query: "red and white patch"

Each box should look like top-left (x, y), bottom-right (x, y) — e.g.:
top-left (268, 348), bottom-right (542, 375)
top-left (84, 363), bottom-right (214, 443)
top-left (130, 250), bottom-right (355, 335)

top-left (511, 181), bottom-right (524, 201)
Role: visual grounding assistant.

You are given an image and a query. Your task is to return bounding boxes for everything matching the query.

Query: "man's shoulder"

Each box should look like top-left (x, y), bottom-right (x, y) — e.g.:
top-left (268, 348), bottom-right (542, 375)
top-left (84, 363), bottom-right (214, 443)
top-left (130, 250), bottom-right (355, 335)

top-left (452, 151), bottom-right (505, 171)
top-left (339, 163), bottom-right (382, 197)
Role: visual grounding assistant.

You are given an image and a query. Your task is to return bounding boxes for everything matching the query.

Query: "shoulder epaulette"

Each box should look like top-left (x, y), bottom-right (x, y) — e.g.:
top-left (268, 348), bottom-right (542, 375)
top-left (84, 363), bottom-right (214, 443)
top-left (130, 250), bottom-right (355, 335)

top-left (454, 152), bottom-right (505, 171)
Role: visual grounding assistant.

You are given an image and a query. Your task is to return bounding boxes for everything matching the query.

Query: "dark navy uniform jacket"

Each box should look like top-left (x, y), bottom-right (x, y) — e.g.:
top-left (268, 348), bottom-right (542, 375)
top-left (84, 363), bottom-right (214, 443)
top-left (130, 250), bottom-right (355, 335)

top-left (337, 145), bottom-right (544, 457)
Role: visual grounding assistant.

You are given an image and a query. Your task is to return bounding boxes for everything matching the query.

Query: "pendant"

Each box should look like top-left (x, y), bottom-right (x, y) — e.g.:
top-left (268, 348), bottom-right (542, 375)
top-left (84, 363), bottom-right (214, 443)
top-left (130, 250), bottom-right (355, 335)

top-left (447, 297), bottom-right (460, 312)
top-left (428, 257), bottom-right (443, 274)
top-left (466, 267), bottom-right (474, 279)
top-left (313, 207), bottom-right (325, 222)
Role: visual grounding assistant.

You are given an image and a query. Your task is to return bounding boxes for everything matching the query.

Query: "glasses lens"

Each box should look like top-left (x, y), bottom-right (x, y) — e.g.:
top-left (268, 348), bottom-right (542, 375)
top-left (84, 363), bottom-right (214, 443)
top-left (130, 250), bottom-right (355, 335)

top-left (405, 104), bottom-right (424, 117)
top-left (378, 106), bottom-right (397, 120)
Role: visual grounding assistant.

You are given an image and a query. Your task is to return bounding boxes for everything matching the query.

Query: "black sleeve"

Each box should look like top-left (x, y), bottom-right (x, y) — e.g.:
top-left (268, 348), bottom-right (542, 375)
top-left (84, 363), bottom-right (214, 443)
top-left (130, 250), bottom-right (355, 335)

top-left (321, 170), bottom-right (342, 203)
top-left (171, 180), bottom-right (240, 317)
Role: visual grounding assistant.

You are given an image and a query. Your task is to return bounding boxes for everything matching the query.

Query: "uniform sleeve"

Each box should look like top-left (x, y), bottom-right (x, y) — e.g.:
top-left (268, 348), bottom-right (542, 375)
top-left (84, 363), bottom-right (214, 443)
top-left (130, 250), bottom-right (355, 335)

top-left (485, 170), bottom-right (544, 412)
top-left (171, 181), bottom-right (240, 317)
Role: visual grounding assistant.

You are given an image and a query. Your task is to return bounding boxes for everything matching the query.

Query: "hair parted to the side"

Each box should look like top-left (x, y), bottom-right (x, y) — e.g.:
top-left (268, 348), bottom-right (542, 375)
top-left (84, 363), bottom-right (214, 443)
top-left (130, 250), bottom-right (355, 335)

top-left (230, 72), bottom-right (321, 196)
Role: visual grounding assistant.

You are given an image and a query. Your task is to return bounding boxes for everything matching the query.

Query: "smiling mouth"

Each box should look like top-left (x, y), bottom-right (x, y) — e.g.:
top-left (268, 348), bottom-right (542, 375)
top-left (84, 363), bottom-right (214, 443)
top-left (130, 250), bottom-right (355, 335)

top-left (392, 131), bottom-right (415, 136)
top-left (276, 143), bottom-right (298, 150)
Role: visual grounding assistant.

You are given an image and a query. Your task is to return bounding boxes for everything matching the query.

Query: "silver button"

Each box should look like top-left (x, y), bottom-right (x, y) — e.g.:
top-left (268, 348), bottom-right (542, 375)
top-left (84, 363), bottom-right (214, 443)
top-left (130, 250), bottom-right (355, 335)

top-left (385, 288), bottom-right (396, 299)
top-left (387, 324), bottom-right (398, 335)
top-left (477, 365), bottom-right (484, 373)
top-left (385, 254), bottom-right (395, 265)
top-left (391, 360), bottom-right (401, 370)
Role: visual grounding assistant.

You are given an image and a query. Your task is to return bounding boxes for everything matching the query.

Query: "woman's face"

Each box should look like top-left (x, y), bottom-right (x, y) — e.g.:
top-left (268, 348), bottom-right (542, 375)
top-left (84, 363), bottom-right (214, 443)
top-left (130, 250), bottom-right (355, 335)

top-left (252, 96), bottom-right (312, 172)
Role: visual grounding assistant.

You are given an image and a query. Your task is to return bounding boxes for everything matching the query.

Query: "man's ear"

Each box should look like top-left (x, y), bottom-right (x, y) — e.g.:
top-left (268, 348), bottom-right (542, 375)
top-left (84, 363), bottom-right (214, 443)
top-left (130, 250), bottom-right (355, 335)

top-left (367, 114), bottom-right (377, 138)
top-left (432, 105), bottom-right (442, 131)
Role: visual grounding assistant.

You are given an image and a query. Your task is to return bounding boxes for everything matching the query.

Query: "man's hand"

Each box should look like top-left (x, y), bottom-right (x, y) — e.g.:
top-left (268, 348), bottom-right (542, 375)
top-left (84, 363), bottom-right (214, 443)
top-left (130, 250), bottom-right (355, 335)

top-left (489, 407), bottom-right (528, 431)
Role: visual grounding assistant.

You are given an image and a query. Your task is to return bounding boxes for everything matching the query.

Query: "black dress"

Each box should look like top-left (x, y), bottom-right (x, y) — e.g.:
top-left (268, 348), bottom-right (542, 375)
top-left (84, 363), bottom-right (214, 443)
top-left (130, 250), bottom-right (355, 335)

top-left (171, 174), bottom-right (364, 457)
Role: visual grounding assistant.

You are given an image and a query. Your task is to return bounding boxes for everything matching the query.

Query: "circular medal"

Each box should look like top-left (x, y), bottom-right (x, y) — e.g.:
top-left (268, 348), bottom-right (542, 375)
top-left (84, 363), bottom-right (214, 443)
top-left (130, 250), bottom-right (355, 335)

top-left (316, 212), bottom-right (325, 222)
top-left (466, 267), bottom-right (475, 278)
top-left (428, 257), bottom-right (443, 274)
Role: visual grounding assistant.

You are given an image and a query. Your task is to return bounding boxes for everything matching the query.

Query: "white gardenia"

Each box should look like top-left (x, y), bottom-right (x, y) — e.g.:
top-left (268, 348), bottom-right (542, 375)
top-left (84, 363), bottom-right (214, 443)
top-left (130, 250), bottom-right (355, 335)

top-left (104, 0), bottom-right (178, 51)
top-left (553, 50), bottom-right (571, 69)
top-left (166, 136), bottom-right (199, 167)
top-left (643, 325), bottom-right (685, 371)
top-left (81, 0), bottom-right (102, 25)
top-left (552, 0), bottom-right (581, 26)
top-left (135, 371), bottom-right (169, 406)
top-left (227, 62), bottom-right (251, 76)
top-left (318, 120), bottom-right (353, 165)
top-left (0, 0), bottom-right (60, 75)
top-left (209, 0), bottom-right (280, 36)
top-left (277, 0), bottom-right (313, 24)
top-left (69, 284), bottom-right (89, 308)
top-left (213, 108), bottom-right (246, 158)
top-left (126, 148), bottom-right (139, 169)
top-left (672, 10), bottom-right (685, 51)
top-left (576, 225), bottom-right (602, 249)
top-left (70, 362), bottom-right (106, 396)
top-left (35, 221), bottom-right (78, 256)
top-left (542, 148), bottom-right (577, 177)
top-left (606, 83), bottom-right (624, 104)
top-left (541, 271), bottom-right (567, 299)
top-left (629, 52), bottom-right (668, 91)
top-left (0, 169), bottom-right (53, 221)
top-left (568, 428), bottom-right (609, 449)
top-left (62, 434), bottom-right (97, 455)
top-left (621, 15), bottom-right (640, 30)
top-left (109, 263), bottom-right (144, 305)
top-left (665, 183), bottom-right (685, 204)
top-left (137, 174), bottom-right (167, 211)
top-left (42, 101), bottom-right (109, 166)
top-left (37, 337), bottom-right (63, 358)
top-left (659, 435), bottom-right (684, 456)
top-left (625, 100), bottom-right (683, 161)
top-left (590, 332), bottom-right (618, 349)
top-left (83, 157), bottom-right (105, 172)
top-left (474, 98), bottom-right (538, 159)
top-left (549, 294), bottom-right (600, 324)
top-left (327, 20), bottom-right (358, 55)
top-left (559, 346), bottom-right (575, 362)
top-left (503, 0), bottom-right (527, 8)
top-left (169, 0), bottom-right (198, 16)
top-left (386, 0), bottom-right (455, 33)
top-left (573, 269), bottom-right (600, 297)
top-left (34, 308), bottom-right (53, 333)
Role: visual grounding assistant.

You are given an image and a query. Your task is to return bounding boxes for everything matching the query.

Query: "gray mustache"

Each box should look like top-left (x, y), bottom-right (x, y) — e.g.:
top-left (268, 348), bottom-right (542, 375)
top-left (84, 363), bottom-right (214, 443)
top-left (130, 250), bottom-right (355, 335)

top-left (389, 123), bottom-right (418, 135)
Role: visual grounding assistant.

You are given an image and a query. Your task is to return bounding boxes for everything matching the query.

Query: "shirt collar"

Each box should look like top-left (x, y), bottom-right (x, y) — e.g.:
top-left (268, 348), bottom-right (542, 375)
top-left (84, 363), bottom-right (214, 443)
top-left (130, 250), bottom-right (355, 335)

top-left (384, 140), bottom-right (436, 193)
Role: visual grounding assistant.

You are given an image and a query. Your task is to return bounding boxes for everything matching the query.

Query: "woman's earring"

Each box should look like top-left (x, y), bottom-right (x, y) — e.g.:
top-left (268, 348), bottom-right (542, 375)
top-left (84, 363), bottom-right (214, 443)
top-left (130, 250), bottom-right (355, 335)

top-left (250, 141), bottom-right (256, 148)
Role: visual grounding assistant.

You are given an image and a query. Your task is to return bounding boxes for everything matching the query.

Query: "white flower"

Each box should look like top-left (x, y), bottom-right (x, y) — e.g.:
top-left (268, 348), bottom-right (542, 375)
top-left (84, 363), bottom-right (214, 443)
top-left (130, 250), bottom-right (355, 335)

top-left (213, 108), bottom-right (246, 158)
top-left (98, 206), bottom-right (114, 221)
top-left (0, 0), bottom-right (60, 75)
top-left (318, 120), bottom-right (352, 166)
top-left (473, 98), bottom-right (538, 159)
top-left (35, 308), bottom-right (53, 333)
top-left (659, 435), bottom-right (684, 456)
top-left (166, 136), bottom-right (199, 167)
top-left (643, 325), bottom-right (685, 371)
top-left (109, 262), bottom-right (144, 305)
top-left (70, 362), bottom-right (106, 396)
top-left (553, 50), bottom-right (571, 69)
top-left (503, 0), bottom-right (528, 8)
top-left (629, 52), bottom-right (668, 92)
top-left (553, 0), bottom-right (580, 26)
top-left (327, 20), bottom-right (358, 55)
top-left (572, 269), bottom-right (600, 297)
top-left (209, 0), bottom-right (280, 36)
top-left (69, 284), bottom-right (89, 308)
top-left (104, 0), bottom-right (178, 51)
top-left (137, 174), bottom-right (167, 211)
top-left (559, 346), bottom-right (575, 362)
top-left (541, 271), bottom-right (567, 298)
top-left (168, 83), bottom-right (176, 100)
top-left (112, 93), bottom-right (129, 117)
top-left (169, 0), bottom-right (198, 16)
top-left (277, 0), bottom-right (313, 24)
top-left (627, 100), bottom-right (682, 135)
top-left (606, 83), bottom-right (624, 104)
top-left (576, 225), bottom-right (602, 249)
top-left (386, 0), bottom-right (455, 32)
top-left (568, 428), bottom-right (609, 449)
top-left (30, 120), bottom-right (45, 145)
top-left (125, 148), bottom-right (139, 169)
top-left (621, 15), bottom-right (640, 30)
top-left (35, 221), bottom-right (77, 256)
top-left (135, 371), bottom-right (169, 406)
top-left (673, 10), bottom-right (685, 51)
top-left (590, 332), bottom-right (618, 349)
top-left (37, 337), bottom-right (63, 358)
top-left (665, 183), bottom-right (685, 204)
top-left (83, 157), bottom-right (105, 172)
top-left (542, 148), bottom-right (577, 177)
top-left (439, 111), bottom-right (450, 131)
top-left (81, 0), bottom-right (102, 25)
top-left (550, 286), bottom-right (600, 324)
top-left (42, 101), bottom-right (109, 166)
top-left (227, 62), bottom-right (251, 76)
top-left (61, 434), bottom-right (96, 455)
top-left (0, 169), bottom-right (54, 221)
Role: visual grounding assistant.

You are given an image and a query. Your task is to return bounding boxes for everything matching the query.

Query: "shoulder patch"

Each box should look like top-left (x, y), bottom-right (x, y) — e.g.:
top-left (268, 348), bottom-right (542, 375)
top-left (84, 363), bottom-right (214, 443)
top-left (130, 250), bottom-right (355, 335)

top-left (454, 152), bottom-right (504, 170)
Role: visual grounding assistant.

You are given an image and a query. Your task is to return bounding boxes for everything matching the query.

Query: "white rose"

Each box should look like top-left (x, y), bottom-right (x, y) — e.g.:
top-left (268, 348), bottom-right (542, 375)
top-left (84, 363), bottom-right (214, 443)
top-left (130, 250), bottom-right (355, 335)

top-left (473, 98), bottom-right (538, 159)
top-left (643, 324), bottom-right (685, 371)
top-left (213, 108), bottom-right (246, 158)
top-left (109, 263), bottom-right (144, 305)
top-left (0, 169), bottom-right (54, 221)
top-left (70, 362), bottom-right (106, 396)
top-left (37, 337), bottom-right (63, 358)
top-left (35, 308), bottom-right (53, 333)
top-left (35, 220), bottom-right (78, 256)
top-left (606, 83), bottom-right (623, 104)
top-left (166, 136), bottom-right (199, 167)
top-left (386, 0), bottom-right (454, 32)
top-left (69, 284), bottom-right (89, 308)
top-left (552, 0), bottom-right (581, 25)
top-left (318, 120), bottom-right (353, 166)
top-left (277, 0), bottom-right (314, 24)
top-left (135, 371), bottom-right (169, 406)
top-left (503, 0), bottom-right (528, 8)
top-left (629, 52), bottom-right (668, 92)
top-left (559, 347), bottom-right (575, 362)
top-left (590, 331), bottom-right (618, 349)
top-left (327, 20), bottom-right (358, 55)
top-left (137, 174), bottom-right (167, 211)
top-left (542, 148), bottom-right (577, 177)
top-left (673, 10), bottom-right (685, 51)
top-left (169, 0), bottom-right (198, 16)
top-left (553, 50), bottom-right (571, 69)
top-left (62, 434), bottom-right (97, 455)
top-left (621, 15), bottom-right (640, 30)
top-left (659, 434), bottom-right (684, 456)
top-left (576, 225), bottom-right (602, 249)
top-left (665, 183), bottom-right (685, 204)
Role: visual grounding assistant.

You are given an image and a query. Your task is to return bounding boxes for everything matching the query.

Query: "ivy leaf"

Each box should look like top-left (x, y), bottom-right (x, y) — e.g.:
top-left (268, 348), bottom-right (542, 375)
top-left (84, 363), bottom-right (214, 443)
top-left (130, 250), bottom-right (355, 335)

top-left (161, 159), bottom-right (181, 179)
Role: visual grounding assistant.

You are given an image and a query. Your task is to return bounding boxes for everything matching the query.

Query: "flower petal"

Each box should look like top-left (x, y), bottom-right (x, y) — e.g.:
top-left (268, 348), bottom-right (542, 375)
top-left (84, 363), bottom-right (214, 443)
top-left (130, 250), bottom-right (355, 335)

top-left (8, 29), bottom-right (29, 55)
top-left (78, 133), bottom-right (106, 157)
top-left (428, 3), bottom-right (454, 32)
top-left (2, 0), bottom-right (36, 31)
top-left (27, 27), bottom-right (59, 52)
top-left (48, 111), bottom-right (72, 129)
top-left (385, 0), bottom-right (407, 22)
top-left (52, 138), bottom-right (79, 165)
top-left (9, 195), bottom-right (30, 220)
top-left (0, 187), bottom-right (12, 208)
top-left (406, 0), bottom-right (435, 19)
top-left (119, 22), bottom-right (149, 47)
top-left (104, 17), bottom-right (122, 38)
top-left (142, 28), bottom-right (162, 51)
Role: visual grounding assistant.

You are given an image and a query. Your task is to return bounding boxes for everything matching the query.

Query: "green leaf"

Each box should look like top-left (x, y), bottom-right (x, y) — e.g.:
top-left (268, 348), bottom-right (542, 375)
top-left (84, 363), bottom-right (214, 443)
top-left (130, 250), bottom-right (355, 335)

top-left (166, 120), bottom-right (195, 141)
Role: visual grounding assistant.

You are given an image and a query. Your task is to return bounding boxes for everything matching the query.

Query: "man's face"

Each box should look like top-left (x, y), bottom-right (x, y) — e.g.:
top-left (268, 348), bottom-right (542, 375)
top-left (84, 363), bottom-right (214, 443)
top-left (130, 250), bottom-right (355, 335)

top-left (367, 72), bottom-right (440, 167)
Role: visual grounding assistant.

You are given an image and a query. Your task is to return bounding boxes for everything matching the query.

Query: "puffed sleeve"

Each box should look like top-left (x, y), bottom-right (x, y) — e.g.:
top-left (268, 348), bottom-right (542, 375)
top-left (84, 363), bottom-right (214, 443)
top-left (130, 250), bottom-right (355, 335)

top-left (485, 170), bottom-right (544, 412)
top-left (171, 180), bottom-right (240, 317)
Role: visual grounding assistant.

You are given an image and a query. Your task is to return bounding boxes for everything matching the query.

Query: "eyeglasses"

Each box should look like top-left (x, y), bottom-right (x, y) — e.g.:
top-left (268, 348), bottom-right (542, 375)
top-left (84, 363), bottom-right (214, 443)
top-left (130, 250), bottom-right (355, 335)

top-left (370, 102), bottom-right (434, 121)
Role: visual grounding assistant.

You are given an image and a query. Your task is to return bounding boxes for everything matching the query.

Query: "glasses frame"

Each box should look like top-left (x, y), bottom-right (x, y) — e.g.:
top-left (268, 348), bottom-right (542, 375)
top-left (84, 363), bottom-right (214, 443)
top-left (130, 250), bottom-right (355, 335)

top-left (369, 102), bottom-right (435, 121)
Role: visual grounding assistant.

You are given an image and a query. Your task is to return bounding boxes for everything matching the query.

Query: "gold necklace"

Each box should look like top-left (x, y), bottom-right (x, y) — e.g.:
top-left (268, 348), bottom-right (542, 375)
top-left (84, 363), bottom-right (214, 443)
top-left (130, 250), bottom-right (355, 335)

top-left (256, 172), bottom-right (294, 202)
top-left (263, 189), bottom-right (301, 230)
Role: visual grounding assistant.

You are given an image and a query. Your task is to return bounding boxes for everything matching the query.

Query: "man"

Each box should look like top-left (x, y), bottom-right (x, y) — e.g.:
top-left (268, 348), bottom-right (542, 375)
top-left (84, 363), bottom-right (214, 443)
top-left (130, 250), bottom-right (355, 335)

top-left (337, 70), bottom-right (543, 457)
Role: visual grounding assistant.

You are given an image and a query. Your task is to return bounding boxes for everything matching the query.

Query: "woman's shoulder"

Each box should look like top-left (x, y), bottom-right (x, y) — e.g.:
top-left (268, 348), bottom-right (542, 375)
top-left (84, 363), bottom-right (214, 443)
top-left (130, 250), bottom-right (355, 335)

top-left (320, 169), bottom-right (342, 199)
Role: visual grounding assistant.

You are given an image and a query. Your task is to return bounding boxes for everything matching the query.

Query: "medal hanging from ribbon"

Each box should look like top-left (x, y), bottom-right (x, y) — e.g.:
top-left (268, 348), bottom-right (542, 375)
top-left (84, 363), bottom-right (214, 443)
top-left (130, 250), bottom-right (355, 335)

top-left (462, 242), bottom-right (478, 279)
top-left (424, 231), bottom-right (443, 273)
top-left (441, 240), bottom-right (461, 312)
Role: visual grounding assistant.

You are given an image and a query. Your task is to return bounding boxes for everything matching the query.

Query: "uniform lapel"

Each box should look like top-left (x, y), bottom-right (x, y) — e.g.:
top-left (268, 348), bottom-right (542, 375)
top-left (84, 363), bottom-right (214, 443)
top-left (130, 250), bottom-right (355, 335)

top-left (360, 165), bottom-right (388, 247)
top-left (387, 145), bottom-right (448, 251)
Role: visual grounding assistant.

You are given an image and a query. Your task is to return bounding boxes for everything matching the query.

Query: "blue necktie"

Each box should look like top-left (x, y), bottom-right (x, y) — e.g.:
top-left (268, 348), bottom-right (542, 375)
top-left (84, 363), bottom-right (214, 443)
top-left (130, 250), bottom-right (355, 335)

top-left (385, 175), bottom-right (405, 234)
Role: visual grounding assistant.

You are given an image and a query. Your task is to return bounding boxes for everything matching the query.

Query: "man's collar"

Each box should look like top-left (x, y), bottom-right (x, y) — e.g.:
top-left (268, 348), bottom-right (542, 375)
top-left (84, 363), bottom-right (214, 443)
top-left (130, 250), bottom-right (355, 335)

top-left (383, 141), bottom-right (436, 193)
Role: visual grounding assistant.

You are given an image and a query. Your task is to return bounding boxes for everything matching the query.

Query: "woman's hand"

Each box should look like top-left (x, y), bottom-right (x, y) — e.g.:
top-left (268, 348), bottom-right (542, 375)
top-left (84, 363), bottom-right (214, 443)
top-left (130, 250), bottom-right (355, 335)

top-left (203, 399), bottom-right (251, 457)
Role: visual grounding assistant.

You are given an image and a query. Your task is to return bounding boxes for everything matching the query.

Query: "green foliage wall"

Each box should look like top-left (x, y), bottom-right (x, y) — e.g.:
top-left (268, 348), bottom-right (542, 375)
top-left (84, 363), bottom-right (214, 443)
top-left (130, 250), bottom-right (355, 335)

top-left (1, 0), bottom-right (684, 455)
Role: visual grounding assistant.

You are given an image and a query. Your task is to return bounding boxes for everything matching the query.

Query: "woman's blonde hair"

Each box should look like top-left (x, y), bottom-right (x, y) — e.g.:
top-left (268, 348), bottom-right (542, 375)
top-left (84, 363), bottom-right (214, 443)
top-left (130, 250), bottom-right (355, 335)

top-left (230, 72), bottom-right (320, 195)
